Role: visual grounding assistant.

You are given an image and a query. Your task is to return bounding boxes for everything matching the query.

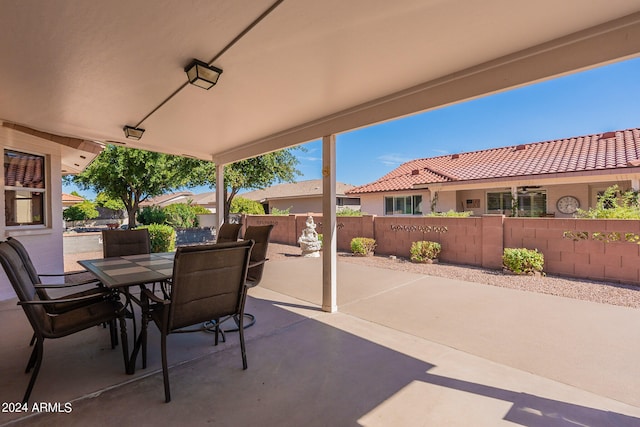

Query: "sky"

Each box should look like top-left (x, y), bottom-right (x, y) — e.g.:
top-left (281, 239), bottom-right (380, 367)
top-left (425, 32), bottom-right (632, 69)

top-left (64, 56), bottom-right (640, 198)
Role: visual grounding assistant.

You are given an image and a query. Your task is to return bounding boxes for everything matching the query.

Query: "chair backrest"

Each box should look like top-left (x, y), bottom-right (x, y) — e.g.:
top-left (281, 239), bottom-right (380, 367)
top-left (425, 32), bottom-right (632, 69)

top-left (6, 237), bottom-right (49, 300)
top-left (168, 240), bottom-right (253, 331)
top-left (243, 224), bottom-right (274, 287)
top-left (102, 229), bottom-right (151, 258)
top-left (0, 241), bottom-right (46, 332)
top-left (7, 237), bottom-right (42, 284)
top-left (216, 223), bottom-right (242, 243)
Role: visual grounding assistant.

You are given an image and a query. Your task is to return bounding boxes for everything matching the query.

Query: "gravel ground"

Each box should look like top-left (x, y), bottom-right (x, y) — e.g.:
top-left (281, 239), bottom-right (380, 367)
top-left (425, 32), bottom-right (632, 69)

top-left (65, 243), bottom-right (640, 309)
top-left (266, 243), bottom-right (640, 309)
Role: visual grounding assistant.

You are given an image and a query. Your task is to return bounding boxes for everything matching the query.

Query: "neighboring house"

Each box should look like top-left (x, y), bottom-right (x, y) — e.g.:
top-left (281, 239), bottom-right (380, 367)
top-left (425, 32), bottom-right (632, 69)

top-left (1, 122), bottom-right (102, 300)
top-left (62, 193), bottom-right (85, 208)
top-left (141, 191), bottom-right (216, 213)
top-left (139, 191), bottom-right (196, 208)
top-left (348, 128), bottom-right (640, 218)
top-left (242, 179), bottom-right (361, 214)
top-left (189, 192), bottom-right (217, 213)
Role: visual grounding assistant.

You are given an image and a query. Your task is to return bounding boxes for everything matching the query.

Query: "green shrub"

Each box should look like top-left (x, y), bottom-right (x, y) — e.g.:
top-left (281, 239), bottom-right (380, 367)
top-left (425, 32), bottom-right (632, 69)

top-left (410, 241), bottom-right (441, 262)
top-left (63, 201), bottom-right (99, 222)
top-left (137, 206), bottom-right (167, 225)
top-left (337, 207), bottom-right (362, 216)
top-left (230, 196), bottom-right (265, 215)
top-left (350, 237), bottom-right (376, 256)
top-left (426, 210), bottom-right (472, 217)
top-left (139, 224), bottom-right (176, 253)
top-left (270, 206), bottom-right (291, 215)
top-left (163, 203), bottom-right (198, 228)
top-left (502, 248), bottom-right (544, 275)
top-left (575, 185), bottom-right (640, 219)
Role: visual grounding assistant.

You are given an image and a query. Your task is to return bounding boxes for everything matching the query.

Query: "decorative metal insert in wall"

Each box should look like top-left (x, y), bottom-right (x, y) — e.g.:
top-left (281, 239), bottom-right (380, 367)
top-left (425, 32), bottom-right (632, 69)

top-left (562, 230), bottom-right (640, 244)
top-left (390, 224), bottom-right (448, 233)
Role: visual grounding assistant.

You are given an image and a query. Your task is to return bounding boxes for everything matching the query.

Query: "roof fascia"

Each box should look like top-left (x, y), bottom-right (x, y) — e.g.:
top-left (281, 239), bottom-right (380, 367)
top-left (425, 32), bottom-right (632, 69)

top-left (420, 168), bottom-right (640, 191)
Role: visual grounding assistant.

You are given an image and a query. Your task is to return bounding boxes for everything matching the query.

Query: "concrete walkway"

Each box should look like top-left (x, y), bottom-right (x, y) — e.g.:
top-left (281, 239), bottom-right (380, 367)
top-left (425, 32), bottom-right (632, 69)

top-left (2, 257), bottom-right (640, 426)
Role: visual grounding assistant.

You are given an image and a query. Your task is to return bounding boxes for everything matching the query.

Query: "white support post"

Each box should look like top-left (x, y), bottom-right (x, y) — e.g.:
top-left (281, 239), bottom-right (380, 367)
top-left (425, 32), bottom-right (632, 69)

top-left (322, 135), bottom-right (337, 313)
top-left (215, 162), bottom-right (225, 230)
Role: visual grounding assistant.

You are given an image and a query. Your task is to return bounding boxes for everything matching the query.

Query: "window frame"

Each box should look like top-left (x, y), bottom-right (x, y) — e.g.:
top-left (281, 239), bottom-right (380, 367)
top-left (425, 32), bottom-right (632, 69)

top-left (486, 188), bottom-right (547, 217)
top-left (4, 149), bottom-right (48, 228)
top-left (384, 195), bottom-right (423, 216)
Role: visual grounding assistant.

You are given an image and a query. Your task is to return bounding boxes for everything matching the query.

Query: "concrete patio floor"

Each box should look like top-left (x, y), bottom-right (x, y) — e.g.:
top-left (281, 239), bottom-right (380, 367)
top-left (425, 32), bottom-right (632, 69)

top-left (1, 257), bottom-right (640, 426)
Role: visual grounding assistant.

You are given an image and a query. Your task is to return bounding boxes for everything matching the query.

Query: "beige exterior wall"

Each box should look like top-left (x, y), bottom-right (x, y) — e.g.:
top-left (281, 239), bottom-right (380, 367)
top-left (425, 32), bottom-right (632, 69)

top-left (0, 126), bottom-right (64, 300)
top-left (457, 189), bottom-right (486, 215)
top-left (359, 193), bottom-right (383, 216)
top-left (432, 190), bottom-right (456, 213)
top-left (268, 196), bottom-right (360, 214)
top-left (269, 196), bottom-right (321, 214)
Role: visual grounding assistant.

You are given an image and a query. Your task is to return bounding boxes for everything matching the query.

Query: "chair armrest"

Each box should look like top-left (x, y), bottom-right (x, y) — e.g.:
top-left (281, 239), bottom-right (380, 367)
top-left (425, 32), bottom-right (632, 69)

top-left (38, 270), bottom-right (88, 277)
top-left (141, 288), bottom-right (170, 305)
top-left (18, 293), bottom-right (111, 305)
top-left (34, 280), bottom-right (102, 289)
top-left (249, 259), bottom-right (267, 269)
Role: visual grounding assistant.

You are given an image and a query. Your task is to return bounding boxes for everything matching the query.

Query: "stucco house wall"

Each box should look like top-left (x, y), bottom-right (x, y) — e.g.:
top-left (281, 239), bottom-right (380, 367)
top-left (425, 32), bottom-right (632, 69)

top-left (0, 127), bottom-right (65, 300)
top-left (269, 196), bottom-right (321, 214)
top-left (359, 193), bottom-right (383, 216)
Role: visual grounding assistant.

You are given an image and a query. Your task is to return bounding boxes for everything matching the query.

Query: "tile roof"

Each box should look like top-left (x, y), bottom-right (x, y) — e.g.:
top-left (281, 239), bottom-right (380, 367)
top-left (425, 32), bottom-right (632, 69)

top-left (242, 179), bottom-right (357, 202)
top-left (62, 193), bottom-right (85, 204)
top-left (347, 128), bottom-right (640, 194)
top-left (139, 191), bottom-right (195, 207)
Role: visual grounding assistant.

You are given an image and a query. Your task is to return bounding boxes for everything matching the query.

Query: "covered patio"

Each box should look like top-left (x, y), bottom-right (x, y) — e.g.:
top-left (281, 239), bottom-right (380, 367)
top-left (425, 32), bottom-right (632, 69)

top-left (2, 255), bottom-right (639, 426)
top-left (3, 0), bottom-right (640, 310)
top-left (2, 2), bottom-right (640, 425)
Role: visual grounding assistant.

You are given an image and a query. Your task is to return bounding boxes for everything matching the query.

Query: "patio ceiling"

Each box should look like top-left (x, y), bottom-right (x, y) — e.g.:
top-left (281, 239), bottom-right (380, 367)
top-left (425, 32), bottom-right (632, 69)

top-left (1, 1), bottom-right (640, 165)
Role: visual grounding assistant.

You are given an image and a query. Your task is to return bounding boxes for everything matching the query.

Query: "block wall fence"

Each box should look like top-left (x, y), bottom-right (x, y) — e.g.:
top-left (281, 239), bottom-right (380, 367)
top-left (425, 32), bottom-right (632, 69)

top-left (242, 214), bottom-right (640, 286)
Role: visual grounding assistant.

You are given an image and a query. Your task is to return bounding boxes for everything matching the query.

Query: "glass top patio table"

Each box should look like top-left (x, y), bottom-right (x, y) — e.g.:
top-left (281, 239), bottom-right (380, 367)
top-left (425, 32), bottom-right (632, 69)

top-left (78, 252), bottom-right (175, 289)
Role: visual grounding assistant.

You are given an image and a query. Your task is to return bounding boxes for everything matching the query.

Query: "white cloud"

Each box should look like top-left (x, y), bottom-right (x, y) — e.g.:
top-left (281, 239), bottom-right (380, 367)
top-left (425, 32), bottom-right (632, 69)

top-left (301, 156), bottom-right (322, 162)
top-left (377, 154), bottom-right (412, 166)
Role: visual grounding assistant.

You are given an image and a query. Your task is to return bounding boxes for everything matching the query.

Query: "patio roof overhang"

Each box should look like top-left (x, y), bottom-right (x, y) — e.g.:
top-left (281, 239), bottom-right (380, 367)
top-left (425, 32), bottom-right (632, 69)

top-left (1, 1), bottom-right (640, 165)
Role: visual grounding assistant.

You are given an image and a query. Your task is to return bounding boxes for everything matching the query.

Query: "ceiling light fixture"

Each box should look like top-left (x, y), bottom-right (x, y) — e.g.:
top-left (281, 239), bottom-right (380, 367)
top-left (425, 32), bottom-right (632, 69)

top-left (185, 59), bottom-right (223, 90)
top-left (123, 126), bottom-right (145, 140)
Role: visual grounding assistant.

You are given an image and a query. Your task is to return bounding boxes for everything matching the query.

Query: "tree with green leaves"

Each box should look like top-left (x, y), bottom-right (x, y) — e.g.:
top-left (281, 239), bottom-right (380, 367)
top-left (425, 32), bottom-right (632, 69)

top-left (69, 145), bottom-right (206, 228)
top-left (63, 200), bottom-right (99, 224)
top-left (230, 196), bottom-right (265, 215)
top-left (192, 148), bottom-right (301, 221)
top-left (95, 192), bottom-right (125, 211)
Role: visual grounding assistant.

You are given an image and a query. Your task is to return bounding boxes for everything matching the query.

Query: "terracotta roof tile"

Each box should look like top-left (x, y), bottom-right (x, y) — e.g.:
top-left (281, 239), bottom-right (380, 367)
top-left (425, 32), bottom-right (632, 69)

top-left (347, 127), bottom-right (640, 194)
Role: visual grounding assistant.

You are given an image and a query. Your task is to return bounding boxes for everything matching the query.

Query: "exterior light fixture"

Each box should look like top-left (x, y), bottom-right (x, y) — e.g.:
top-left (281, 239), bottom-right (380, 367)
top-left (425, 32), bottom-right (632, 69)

top-left (123, 126), bottom-right (145, 140)
top-left (185, 59), bottom-right (223, 90)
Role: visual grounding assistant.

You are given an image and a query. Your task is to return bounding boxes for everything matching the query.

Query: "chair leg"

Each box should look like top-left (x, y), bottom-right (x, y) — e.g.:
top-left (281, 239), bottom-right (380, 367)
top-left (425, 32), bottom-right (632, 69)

top-left (214, 318), bottom-right (220, 346)
top-left (110, 319), bottom-right (118, 349)
top-left (161, 333), bottom-right (171, 403)
top-left (23, 338), bottom-right (44, 404)
top-left (25, 343), bottom-right (37, 373)
top-left (117, 315), bottom-right (130, 374)
top-left (239, 314), bottom-right (247, 370)
top-left (29, 333), bottom-right (36, 347)
top-left (141, 308), bottom-right (149, 370)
